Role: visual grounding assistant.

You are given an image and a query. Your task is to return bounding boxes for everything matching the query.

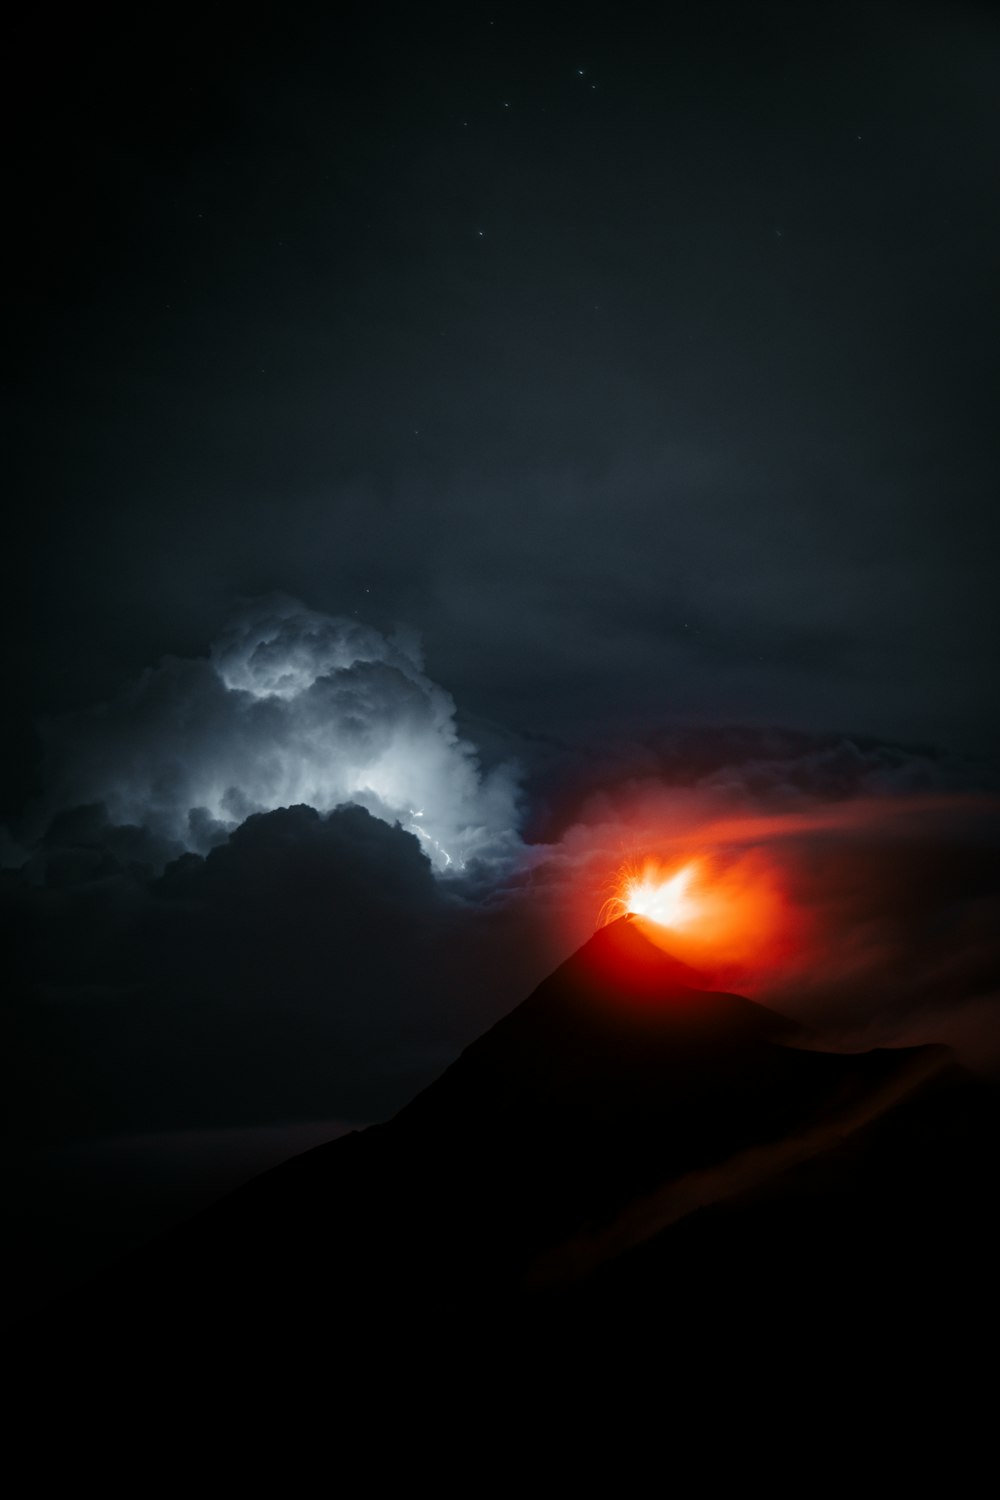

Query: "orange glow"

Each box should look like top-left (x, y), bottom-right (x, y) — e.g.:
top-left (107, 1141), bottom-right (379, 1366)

top-left (550, 790), bottom-right (1000, 1009)
top-left (597, 849), bottom-right (804, 991)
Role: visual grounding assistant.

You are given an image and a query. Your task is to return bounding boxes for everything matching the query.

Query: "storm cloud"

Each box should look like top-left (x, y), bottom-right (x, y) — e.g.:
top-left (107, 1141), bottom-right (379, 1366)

top-left (27, 596), bottom-right (522, 872)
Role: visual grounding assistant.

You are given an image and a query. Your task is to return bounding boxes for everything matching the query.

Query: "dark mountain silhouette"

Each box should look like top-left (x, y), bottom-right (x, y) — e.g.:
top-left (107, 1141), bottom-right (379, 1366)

top-left (13, 916), bottom-right (999, 1419)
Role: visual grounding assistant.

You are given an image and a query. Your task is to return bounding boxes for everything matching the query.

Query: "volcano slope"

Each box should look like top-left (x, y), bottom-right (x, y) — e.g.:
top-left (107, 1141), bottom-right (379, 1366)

top-left (20, 916), bottom-right (1000, 1394)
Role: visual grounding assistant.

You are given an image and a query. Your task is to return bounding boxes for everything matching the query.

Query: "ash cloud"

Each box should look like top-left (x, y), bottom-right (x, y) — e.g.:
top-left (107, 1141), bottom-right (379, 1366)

top-left (523, 724), bottom-right (984, 846)
top-left (30, 596), bottom-right (522, 873)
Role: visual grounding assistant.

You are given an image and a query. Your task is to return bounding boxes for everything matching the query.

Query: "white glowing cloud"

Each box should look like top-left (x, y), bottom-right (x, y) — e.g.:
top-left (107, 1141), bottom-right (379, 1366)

top-left (39, 597), bottom-right (523, 872)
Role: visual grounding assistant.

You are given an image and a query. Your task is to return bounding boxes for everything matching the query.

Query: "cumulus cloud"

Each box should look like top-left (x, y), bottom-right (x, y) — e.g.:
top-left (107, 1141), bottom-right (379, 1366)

top-left (33, 596), bottom-right (522, 872)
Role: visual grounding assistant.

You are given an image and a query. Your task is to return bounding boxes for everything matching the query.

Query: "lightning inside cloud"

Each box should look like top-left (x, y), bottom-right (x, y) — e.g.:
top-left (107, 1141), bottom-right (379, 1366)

top-left (35, 596), bottom-right (523, 872)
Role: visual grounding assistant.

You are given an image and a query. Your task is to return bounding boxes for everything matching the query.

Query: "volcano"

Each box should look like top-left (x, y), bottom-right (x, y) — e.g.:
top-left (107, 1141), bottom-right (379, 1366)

top-left (19, 917), bottom-right (1000, 1407)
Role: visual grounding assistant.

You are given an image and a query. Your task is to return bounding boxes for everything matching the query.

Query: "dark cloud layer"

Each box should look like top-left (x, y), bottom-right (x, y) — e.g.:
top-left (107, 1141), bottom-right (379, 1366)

top-left (2, 804), bottom-right (550, 1146)
top-left (6, 1), bottom-right (1000, 806)
top-left (521, 723), bottom-right (994, 845)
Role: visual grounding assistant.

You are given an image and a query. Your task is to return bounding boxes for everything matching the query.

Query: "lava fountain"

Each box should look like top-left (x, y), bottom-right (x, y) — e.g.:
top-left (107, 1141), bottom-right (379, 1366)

top-left (601, 859), bottom-right (703, 930)
top-left (597, 852), bottom-right (799, 991)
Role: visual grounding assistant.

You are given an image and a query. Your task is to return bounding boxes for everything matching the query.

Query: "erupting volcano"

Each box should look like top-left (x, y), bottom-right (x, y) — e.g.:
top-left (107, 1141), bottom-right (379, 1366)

top-left (596, 849), bottom-right (799, 992)
top-left (22, 910), bottom-right (999, 1414)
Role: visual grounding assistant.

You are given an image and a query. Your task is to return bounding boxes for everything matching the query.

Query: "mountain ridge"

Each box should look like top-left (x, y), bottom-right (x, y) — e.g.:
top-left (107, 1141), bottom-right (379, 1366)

top-left (12, 915), bottom-right (998, 1405)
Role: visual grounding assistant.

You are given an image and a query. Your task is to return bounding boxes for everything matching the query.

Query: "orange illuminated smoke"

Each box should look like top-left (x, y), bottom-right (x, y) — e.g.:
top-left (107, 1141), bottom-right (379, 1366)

top-left (598, 851), bottom-right (797, 990)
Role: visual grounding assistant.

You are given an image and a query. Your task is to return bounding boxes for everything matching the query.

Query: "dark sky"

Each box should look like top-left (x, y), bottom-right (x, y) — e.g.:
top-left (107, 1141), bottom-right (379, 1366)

top-left (4, 2), bottom-right (1000, 1314)
top-left (9, 1), bottom-right (1000, 771)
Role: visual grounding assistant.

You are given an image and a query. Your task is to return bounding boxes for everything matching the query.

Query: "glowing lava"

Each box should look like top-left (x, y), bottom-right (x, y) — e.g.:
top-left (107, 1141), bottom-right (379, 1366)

top-left (618, 861), bottom-right (701, 929)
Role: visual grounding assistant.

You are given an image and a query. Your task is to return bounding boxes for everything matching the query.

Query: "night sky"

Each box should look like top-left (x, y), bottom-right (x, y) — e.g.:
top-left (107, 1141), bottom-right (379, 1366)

top-left (5, 2), bottom-right (1000, 1317)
